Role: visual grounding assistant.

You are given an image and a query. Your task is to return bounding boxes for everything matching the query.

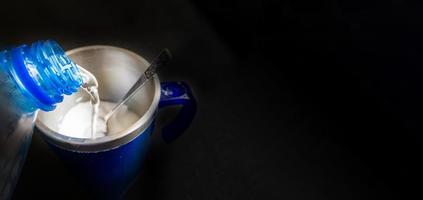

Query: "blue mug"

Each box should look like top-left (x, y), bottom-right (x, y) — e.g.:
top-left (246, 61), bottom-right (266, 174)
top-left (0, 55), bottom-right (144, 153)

top-left (35, 46), bottom-right (196, 198)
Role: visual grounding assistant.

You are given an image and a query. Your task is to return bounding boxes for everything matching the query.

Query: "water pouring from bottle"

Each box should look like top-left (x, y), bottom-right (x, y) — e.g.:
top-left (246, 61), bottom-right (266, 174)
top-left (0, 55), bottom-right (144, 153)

top-left (79, 67), bottom-right (102, 139)
top-left (57, 49), bottom-right (171, 140)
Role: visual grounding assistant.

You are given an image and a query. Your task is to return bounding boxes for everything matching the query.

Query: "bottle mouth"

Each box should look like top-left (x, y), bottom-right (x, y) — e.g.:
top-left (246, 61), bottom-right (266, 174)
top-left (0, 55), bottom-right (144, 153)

top-left (10, 40), bottom-right (83, 111)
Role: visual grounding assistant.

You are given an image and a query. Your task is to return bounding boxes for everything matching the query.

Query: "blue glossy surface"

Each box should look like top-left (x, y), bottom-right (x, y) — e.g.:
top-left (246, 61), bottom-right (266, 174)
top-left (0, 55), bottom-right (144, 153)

top-left (159, 81), bottom-right (197, 143)
top-left (0, 40), bottom-right (82, 112)
top-left (0, 40), bottom-right (82, 199)
top-left (51, 123), bottom-right (155, 198)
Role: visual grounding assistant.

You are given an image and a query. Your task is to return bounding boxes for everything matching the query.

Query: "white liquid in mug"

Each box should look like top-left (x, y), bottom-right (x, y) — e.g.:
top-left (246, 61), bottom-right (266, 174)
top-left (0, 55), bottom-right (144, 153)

top-left (58, 101), bottom-right (139, 138)
top-left (58, 67), bottom-right (139, 139)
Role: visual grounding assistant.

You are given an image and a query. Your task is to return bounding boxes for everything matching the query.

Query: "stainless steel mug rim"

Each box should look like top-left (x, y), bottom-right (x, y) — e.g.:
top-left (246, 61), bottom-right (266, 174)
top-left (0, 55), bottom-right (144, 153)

top-left (35, 45), bottom-right (161, 152)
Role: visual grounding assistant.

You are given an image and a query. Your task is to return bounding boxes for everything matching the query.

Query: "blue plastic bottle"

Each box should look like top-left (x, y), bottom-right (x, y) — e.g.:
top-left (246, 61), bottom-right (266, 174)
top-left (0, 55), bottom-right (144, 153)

top-left (0, 40), bottom-right (83, 199)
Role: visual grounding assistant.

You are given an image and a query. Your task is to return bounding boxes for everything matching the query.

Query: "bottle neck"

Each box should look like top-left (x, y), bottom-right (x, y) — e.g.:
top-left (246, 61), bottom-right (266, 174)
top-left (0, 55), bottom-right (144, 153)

top-left (7, 40), bottom-right (83, 112)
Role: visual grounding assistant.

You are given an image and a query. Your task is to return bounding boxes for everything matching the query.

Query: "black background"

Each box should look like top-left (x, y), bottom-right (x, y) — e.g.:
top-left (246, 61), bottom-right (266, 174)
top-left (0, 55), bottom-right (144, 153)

top-left (1, 0), bottom-right (423, 199)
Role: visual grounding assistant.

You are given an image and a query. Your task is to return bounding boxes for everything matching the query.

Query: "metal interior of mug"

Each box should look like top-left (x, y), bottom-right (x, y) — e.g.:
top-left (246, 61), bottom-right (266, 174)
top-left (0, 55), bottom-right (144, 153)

top-left (35, 46), bottom-right (161, 152)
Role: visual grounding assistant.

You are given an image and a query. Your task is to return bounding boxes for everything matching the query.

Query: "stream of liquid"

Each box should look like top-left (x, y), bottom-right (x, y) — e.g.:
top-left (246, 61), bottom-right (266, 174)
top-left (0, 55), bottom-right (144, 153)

top-left (79, 67), bottom-right (101, 139)
top-left (57, 67), bottom-right (143, 139)
top-left (81, 86), bottom-right (100, 139)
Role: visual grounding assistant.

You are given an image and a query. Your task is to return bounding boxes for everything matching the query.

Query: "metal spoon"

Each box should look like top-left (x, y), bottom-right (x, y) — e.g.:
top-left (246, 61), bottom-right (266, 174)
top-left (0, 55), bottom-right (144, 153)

top-left (104, 49), bottom-right (172, 122)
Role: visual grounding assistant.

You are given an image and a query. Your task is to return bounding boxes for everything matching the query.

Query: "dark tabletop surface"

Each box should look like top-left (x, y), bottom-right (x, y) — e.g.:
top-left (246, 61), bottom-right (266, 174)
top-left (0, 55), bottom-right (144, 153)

top-left (2, 0), bottom-right (423, 199)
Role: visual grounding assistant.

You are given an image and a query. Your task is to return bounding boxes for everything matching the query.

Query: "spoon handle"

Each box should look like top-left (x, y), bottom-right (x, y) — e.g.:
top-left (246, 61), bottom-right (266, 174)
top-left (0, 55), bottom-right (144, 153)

top-left (104, 49), bottom-right (172, 121)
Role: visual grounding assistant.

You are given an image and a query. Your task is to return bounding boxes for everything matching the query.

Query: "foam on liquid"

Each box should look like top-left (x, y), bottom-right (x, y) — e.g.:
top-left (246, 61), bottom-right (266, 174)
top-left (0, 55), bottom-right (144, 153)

top-left (58, 101), bottom-right (140, 139)
top-left (58, 67), bottom-right (140, 139)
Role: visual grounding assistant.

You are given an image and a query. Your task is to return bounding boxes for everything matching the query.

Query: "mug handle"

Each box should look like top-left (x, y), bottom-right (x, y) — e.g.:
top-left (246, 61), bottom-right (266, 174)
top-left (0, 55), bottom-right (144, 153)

top-left (159, 81), bottom-right (197, 143)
